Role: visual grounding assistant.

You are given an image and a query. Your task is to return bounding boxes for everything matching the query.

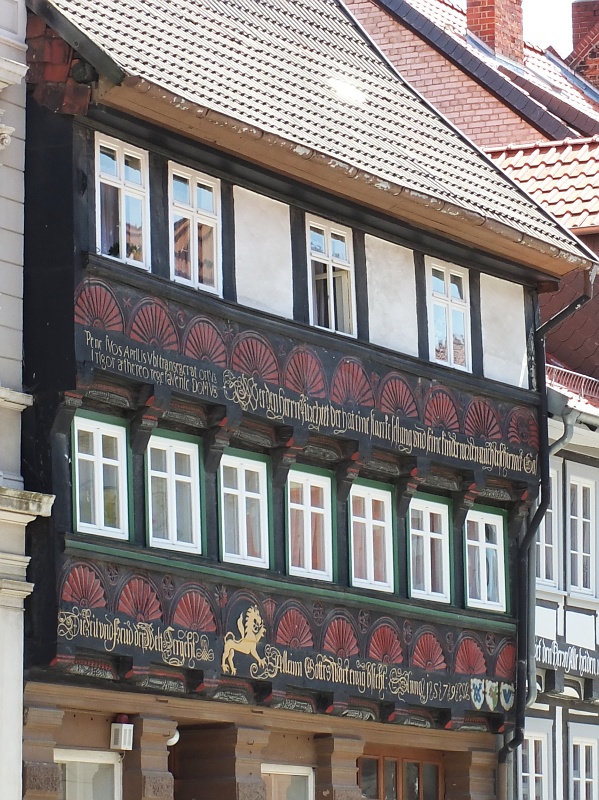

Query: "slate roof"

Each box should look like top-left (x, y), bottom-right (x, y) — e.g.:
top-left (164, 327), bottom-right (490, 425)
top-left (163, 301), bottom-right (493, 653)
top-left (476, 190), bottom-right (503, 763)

top-left (488, 137), bottom-right (599, 231)
top-left (377, 0), bottom-right (599, 139)
top-left (29, 0), bottom-right (595, 268)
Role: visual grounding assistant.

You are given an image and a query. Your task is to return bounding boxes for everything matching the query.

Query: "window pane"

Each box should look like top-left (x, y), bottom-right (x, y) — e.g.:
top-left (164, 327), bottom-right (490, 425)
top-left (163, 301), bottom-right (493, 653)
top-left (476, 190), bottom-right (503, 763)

top-left (223, 466), bottom-right (237, 489)
top-left (450, 274), bottom-right (464, 300)
top-left (431, 537), bottom-right (444, 594)
top-left (403, 762), bottom-right (419, 800)
top-left (290, 482), bottom-right (303, 505)
top-left (423, 764), bottom-right (439, 800)
top-left (433, 303), bottom-right (448, 362)
top-left (197, 183), bottom-right (214, 213)
top-left (373, 525), bottom-right (387, 583)
top-left (311, 513), bottom-right (325, 572)
top-left (311, 484), bottom-right (324, 509)
top-left (432, 268), bottom-right (445, 295)
top-left (224, 493), bottom-right (240, 555)
top-left (571, 483), bottom-right (578, 516)
top-left (411, 508), bottom-right (424, 531)
top-left (352, 494), bottom-right (366, 519)
top-left (372, 498), bottom-right (385, 522)
top-left (353, 521), bottom-right (367, 580)
top-left (78, 429), bottom-right (94, 456)
top-left (430, 512), bottom-right (442, 534)
top-left (103, 464), bottom-right (120, 528)
top-left (175, 451), bottom-right (191, 477)
top-left (124, 153), bottom-right (142, 184)
top-left (467, 520), bottom-right (478, 541)
top-left (484, 522), bottom-right (498, 544)
top-left (198, 223), bottom-right (215, 287)
top-left (102, 434), bottom-right (118, 461)
top-left (451, 309), bottom-right (466, 368)
top-left (331, 232), bottom-right (347, 260)
top-left (486, 548), bottom-right (499, 602)
top-left (150, 447), bottom-right (167, 472)
top-left (412, 533), bottom-right (425, 591)
top-left (125, 195), bottom-right (143, 262)
top-left (290, 507), bottom-right (304, 568)
top-left (100, 182), bottom-right (120, 258)
top-left (359, 758), bottom-right (378, 800)
top-left (246, 496), bottom-right (262, 558)
top-left (313, 261), bottom-right (329, 328)
top-left (332, 268), bottom-right (351, 332)
top-left (173, 215), bottom-right (191, 280)
top-left (583, 486), bottom-right (591, 519)
top-left (61, 760), bottom-right (116, 800)
top-left (175, 480), bottom-right (193, 543)
top-left (78, 460), bottom-right (95, 525)
top-left (468, 544), bottom-right (481, 600)
top-left (310, 226), bottom-right (326, 254)
top-left (246, 469), bottom-right (260, 494)
top-left (99, 146), bottom-right (117, 177)
top-left (172, 173), bottom-right (190, 204)
top-left (384, 759), bottom-right (397, 800)
top-left (151, 475), bottom-right (168, 539)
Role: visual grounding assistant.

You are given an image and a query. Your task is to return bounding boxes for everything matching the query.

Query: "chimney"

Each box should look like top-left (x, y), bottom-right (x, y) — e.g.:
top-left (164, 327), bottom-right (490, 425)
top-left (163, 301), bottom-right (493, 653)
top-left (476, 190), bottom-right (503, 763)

top-left (467, 0), bottom-right (524, 63)
top-left (572, 1), bottom-right (599, 51)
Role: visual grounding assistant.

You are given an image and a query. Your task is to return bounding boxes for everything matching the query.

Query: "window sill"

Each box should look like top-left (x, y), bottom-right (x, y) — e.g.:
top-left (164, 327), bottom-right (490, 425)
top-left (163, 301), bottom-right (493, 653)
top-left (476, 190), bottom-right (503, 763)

top-left (564, 593), bottom-right (599, 612)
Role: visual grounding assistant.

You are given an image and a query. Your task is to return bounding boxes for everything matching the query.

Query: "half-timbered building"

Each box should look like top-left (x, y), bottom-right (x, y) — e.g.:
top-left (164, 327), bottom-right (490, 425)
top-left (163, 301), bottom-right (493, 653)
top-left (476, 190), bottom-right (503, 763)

top-left (19, 1), bottom-right (598, 799)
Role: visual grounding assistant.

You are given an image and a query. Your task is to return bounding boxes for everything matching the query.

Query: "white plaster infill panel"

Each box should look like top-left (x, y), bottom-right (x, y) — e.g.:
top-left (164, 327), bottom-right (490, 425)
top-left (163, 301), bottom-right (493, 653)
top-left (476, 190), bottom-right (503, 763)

top-left (565, 609), bottom-right (596, 650)
top-left (480, 273), bottom-right (528, 388)
top-left (536, 604), bottom-right (558, 640)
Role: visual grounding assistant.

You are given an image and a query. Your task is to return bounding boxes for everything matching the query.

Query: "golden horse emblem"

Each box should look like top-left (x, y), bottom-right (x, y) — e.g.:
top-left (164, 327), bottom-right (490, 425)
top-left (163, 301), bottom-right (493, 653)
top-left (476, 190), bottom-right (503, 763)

top-left (221, 605), bottom-right (266, 676)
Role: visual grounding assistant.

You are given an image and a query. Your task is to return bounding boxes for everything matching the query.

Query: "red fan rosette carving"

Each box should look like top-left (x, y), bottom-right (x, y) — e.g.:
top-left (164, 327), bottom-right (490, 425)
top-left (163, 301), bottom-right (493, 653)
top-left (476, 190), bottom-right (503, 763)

top-left (75, 280), bottom-right (124, 332)
top-left (118, 576), bottom-right (162, 622)
top-left (284, 346), bottom-right (327, 399)
top-left (183, 317), bottom-right (227, 366)
top-left (368, 623), bottom-right (403, 664)
top-left (323, 617), bottom-right (359, 658)
top-left (61, 564), bottom-right (106, 609)
top-left (276, 607), bottom-right (314, 649)
top-left (454, 636), bottom-right (487, 675)
top-left (128, 299), bottom-right (179, 351)
top-left (495, 642), bottom-right (516, 681)
top-left (330, 358), bottom-right (374, 408)
top-left (377, 373), bottom-right (418, 418)
top-left (411, 631), bottom-right (447, 672)
top-left (423, 387), bottom-right (459, 432)
top-left (464, 398), bottom-right (502, 440)
top-left (230, 332), bottom-right (280, 385)
top-left (507, 407), bottom-right (539, 451)
top-left (172, 589), bottom-right (216, 632)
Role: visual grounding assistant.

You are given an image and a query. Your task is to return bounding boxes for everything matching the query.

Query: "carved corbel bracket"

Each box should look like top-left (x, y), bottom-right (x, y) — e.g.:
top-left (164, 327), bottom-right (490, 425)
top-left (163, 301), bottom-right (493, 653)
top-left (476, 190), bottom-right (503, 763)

top-left (396, 457), bottom-right (432, 518)
top-left (336, 442), bottom-right (373, 503)
top-left (452, 470), bottom-right (487, 532)
top-left (51, 392), bottom-right (83, 436)
top-left (508, 486), bottom-right (534, 539)
top-left (130, 384), bottom-right (172, 454)
top-left (271, 428), bottom-right (310, 488)
top-left (203, 404), bottom-right (243, 472)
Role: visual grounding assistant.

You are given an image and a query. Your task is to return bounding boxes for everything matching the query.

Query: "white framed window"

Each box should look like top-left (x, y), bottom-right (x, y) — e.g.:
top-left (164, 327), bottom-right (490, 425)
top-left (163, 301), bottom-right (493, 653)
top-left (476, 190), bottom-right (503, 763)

top-left (537, 467), bottom-right (559, 587)
top-left (349, 484), bottom-right (394, 593)
top-left (95, 134), bottom-right (150, 268)
top-left (73, 416), bottom-right (128, 539)
top-left (465, 509), bottom-right (506, 611)
top-left (262, 764), bottom-right (314, 800)
top-left (519, 735), bottom-right (549, 800)
top-left (570, 734), bottom-right (598, 800)
top-left (426, 258), bottom-right (470, 371)
top-left (307, 215), bottom-right (356, 336)
top-left (169, 162), bottom-right (221, 293)
top-left (147, 435), bottom-right (201, 553)
top-left (220, 453), bottom-right (269, 568)
top-left (409, 497), bottom-right (450, 603)
top-left (287, 469), bottom-right (333, 581)
top-left (568, 467), bottom-right (596, 595)
top-left (54, 749), bottom-right (122, 800)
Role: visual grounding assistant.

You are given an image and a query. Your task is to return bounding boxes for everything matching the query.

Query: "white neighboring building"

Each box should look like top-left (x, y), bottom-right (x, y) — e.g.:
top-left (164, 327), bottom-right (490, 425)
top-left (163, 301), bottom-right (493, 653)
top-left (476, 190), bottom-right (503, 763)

top-left (0, 3), bottom-right (53, 799)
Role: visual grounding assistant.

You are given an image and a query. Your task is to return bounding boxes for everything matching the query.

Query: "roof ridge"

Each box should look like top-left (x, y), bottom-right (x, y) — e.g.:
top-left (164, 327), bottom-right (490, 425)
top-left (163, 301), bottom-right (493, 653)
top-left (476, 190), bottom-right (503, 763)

top-left (486, 135), bottom-right (599, 154)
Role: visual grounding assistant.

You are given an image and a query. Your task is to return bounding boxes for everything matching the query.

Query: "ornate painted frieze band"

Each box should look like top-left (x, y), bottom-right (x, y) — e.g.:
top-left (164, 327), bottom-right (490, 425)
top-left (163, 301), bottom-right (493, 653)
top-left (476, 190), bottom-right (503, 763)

top-left (56, 557), bottom-right (517, 727)
top-left (74, 277), bottom-right (539, 482)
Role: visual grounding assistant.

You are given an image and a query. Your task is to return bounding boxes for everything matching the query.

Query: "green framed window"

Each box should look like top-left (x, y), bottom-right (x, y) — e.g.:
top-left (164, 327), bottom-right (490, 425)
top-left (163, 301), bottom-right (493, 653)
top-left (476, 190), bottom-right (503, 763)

top-left (349, 483), bottom-right (394, 593)
top-left (287, 468), bottom-right (333, 581)
top-left (465, 508), bottom-right (506, 611)
top-left (220, 452), bottom-right (269, 568)
top-left (409, 496), bottom-right (450, 603)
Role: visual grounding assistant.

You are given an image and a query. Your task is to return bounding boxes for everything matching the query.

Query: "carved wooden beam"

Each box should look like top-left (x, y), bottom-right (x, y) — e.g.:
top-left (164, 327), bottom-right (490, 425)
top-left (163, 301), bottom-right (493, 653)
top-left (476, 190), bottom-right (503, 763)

top-left (130, 384), bottom-right (172, 454)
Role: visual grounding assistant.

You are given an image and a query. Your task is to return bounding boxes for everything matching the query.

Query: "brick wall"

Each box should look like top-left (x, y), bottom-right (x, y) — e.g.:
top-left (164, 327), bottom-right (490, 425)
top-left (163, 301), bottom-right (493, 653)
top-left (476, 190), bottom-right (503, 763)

top-left (466, 0), bottom-right (523, 63)
top-left (572, 1), bottom-right (599, 52)
top-left (345, 0), bottom-right (541, 149)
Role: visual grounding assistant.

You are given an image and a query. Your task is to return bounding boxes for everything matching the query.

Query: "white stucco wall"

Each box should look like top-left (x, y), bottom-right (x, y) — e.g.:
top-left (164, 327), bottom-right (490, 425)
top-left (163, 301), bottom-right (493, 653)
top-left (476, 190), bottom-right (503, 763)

top-left (480, 273), bottom-right (528, 388)
top-left (234, 186), bottom-right (293, 319)
top-left (365, 234), bottom-right (418, 357)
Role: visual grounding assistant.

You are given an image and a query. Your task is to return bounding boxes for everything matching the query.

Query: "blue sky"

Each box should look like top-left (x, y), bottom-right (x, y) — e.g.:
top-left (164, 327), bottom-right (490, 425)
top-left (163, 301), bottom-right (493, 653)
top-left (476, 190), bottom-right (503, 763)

top-left (523, 0), bottom-right (574, 55)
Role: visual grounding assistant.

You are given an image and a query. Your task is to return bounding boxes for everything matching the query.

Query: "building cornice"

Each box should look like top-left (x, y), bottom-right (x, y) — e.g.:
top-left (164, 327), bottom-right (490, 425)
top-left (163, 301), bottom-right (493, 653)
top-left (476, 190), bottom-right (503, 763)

top-left (0, 487), bottom-right (54, 524)
top-left (0, 387), bottom-right (33, 412)
top-left (0, 55), bottom-right (27, 91)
